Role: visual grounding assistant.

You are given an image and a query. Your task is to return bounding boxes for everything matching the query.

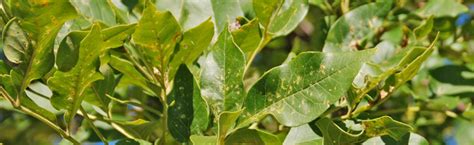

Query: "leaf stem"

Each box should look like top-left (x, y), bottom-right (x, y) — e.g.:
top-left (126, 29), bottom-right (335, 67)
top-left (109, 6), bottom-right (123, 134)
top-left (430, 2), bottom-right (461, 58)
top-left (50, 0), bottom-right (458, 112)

top-left (80, 107), bottom-right (109, 145)
top-left (106, 94), bottom-right (163, 117)
top-left (1, 87), bottom-right (80, 145)
top-left (123, 44), bottom-right (157, 84)
top-left (244, 1), bottom-right (284, 74)
top-left (244, 34), bottom-right (271, 75)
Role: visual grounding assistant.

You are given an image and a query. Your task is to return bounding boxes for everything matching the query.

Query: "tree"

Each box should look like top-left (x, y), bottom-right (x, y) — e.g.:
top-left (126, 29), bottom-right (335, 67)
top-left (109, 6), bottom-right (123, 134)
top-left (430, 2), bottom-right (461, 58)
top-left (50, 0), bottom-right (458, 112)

top-left (0, 0), bottom-right (473, 145)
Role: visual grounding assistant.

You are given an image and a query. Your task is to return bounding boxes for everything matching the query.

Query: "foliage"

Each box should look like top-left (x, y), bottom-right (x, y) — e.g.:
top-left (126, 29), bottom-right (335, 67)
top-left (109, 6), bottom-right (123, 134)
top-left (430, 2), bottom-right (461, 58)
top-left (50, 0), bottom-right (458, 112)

top-left (0, 0), bottom-right (473, 145)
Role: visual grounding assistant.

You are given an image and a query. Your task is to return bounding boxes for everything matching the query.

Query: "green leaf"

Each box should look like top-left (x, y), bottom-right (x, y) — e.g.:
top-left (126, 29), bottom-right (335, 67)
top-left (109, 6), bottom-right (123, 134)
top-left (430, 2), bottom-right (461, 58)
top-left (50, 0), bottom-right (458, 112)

top-left (429, 65), bottom-right (474, 86)
top-left (48, 24), bottom-right (121, 124)
top-left (414, 16), bottom-right (434, 40)
top-left (349, 35), bottom-right (439, 108)
top-left (0, 61), bottom-right (9, 74)
top-left (1, 70), bottom-right (57, 122)
top-left (393, 35), bottom-right (439, 87)
top-left (362, 116), bottom-right (413, 141)
top-left (316, 117), bottom-right (365, 144)
top-left (191, 79), bottom-right (210, 134)
top-left (85, 65), bottom-right (117, 111)
top-left (253, 0), bottom-right (282, 28)
top-left (362, 133), bottom-right (429, 145)
top-left (132, 3), bottom-right (182, 69)
top-left (283, 124), bottom-right (323, 145)
top-left (418, 0), bottom-right (468, 17)
top-left (167, 65), bottom-right (194, 142)
top-left (226, 128), bottom-right (283, 145)
top-left (253, 0), bottom-right (309, 38)
top-left (426, 96), bottom-right (460, 110)
top-left (240, 50), bottom-right (374, 127)
top-left (210, 0), bottom-right (244, 33)
top-left (2, 19), bottom-right (29, 64)
top-left (57, 23), bottom-right (136, 71)
top-left (109, 55), bottom-right (150, 92)
top-left (200, 25), bottom-right (246, 114)
top-left (178, 0), bottom-right (214, 30)
top-left (113, 119), bottom-right (160, 140)
top-left (316, 116), bottom-right (413, 144)
top-left (70, 0), bottom-right (117, 26)
top-left (453, 119), bottom-right (474, 145)
top-left (56, 31), bottom-right (87, 72)
top-left (190, 135), bottom-right (217, 145)
top-left (231, 19), bottom-right (262, 62)
top-left (218, 109), bottom-right (243, 143)
top-left (323, 2), bottom-right (391, 52)
top-left (116, 138), bottom-right (153, 145)
top-left (6, 0), bottom-right (78, 85)
top-left (169, 19), bottom-right (214, 78)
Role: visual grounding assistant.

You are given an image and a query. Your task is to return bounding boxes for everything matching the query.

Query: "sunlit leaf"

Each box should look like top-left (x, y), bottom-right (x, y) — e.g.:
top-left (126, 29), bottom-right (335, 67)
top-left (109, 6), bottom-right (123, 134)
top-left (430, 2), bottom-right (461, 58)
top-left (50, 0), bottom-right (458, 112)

top-left (362, 133), bottom-right (429, 145)
top-left (418, 0), bottom-right (468, 17)
top-left (283, 124), bottom-right (323, 145)
top-left (231, 19), bottom-right (262, 62)
top-left (210, 0), bottom-right (244, 33)
top-left (169, 19), bottom-right (214, 78)
top-left (239, 50), bottom-right (374, 127)
top-left (323, 2), bottom-right (391, 52)
top-left (253, 0), bottom-right (309, 38)
top-left (70, 0), bottom-right (117, 26)
top-left (132, 3), bottom-right (182, 70)
top-left (48, 24), bottom-right (129, 124)
top-left (200, 25), bottom-right (246, 115)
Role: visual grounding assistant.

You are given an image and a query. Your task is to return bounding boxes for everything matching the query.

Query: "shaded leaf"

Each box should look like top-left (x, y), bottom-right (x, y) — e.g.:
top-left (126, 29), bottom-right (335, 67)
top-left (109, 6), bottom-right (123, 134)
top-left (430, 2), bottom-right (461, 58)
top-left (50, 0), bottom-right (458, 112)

top-left (167, 65), bottom-right (194, 142)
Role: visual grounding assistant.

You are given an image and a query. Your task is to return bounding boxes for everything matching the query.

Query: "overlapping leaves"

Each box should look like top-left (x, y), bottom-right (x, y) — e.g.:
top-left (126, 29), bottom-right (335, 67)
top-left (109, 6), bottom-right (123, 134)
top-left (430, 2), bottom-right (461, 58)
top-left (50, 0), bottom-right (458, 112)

top-left (0, 0), bottom-right (448, 144)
